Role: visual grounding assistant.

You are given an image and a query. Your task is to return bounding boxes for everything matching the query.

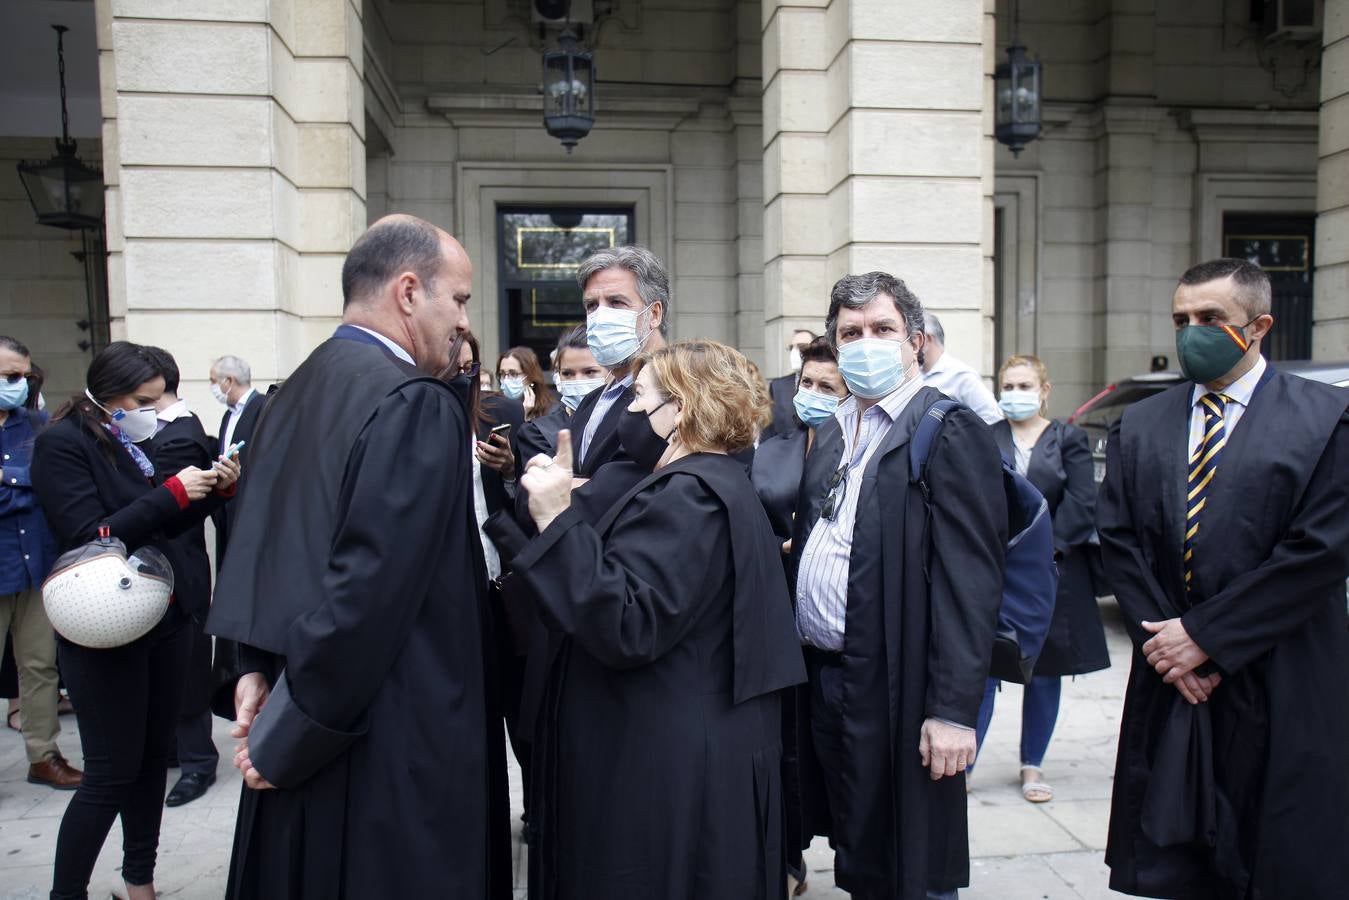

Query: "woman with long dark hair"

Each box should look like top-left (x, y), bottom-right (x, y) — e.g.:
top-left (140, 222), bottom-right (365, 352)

top-left (31, 341), bottom-right (240, 900)
top-left (495, 345), bottom-right (557, 422)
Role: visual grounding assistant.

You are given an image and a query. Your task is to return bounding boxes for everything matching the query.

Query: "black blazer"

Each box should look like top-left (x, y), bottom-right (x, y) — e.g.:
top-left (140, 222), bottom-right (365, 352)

top-left (151, 414), bottom-right (216, 622)
top-left (478, 393), bottom-right (525, 516)
top-left (567, 381), bottom-right (634, 478)
top-left (212, 390), bottom-right (266, 563)
top-left (762, 373), bottom-right (803, 441)
top-left (31, 416), bottom-right (223, 621)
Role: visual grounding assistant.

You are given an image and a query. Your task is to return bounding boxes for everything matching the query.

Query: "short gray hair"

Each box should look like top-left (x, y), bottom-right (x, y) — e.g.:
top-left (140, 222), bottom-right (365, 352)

top-left (575, 245), bottom-right (671, 335)
top-left (923, 312), bottom-right (946, 346)
top-left (825, 272), bottom-right (926, 362)
top-left (212, 355), bottom-right (252, 386)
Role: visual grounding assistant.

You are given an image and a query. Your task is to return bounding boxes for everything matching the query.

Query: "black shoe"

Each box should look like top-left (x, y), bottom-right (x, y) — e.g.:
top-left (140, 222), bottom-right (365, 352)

top-left (165, 772), bottom-right (215, 807)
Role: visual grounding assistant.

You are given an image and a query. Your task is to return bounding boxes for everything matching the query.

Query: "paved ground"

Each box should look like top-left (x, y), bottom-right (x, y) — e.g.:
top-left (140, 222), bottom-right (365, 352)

top-left (0, 601), bottom-right (1149, 899)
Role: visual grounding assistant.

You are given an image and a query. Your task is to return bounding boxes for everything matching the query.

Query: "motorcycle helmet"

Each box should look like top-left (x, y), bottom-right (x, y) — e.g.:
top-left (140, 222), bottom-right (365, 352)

top-left (42, 528), bottom-right (173, 648)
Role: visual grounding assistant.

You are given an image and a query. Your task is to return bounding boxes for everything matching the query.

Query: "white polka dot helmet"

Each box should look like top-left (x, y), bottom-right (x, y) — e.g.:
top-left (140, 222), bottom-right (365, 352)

top-left (42, 529), bottom-right (172, 649)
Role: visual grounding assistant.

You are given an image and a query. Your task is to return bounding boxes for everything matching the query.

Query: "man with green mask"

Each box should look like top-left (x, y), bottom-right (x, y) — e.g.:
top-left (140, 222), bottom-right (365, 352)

top-left (1097, 257), bottom-right (1349, 899)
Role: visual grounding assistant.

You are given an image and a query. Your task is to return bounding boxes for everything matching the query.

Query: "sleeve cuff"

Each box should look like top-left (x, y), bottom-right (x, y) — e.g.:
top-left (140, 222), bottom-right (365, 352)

top-left (215, 482), bottom-right (238, 499)
top-left (246, 670), bottom-right (365, 790)
top-left (164, 476), bottom-right (190, 510)
top-left (512, 505), bottom-right (583, 572)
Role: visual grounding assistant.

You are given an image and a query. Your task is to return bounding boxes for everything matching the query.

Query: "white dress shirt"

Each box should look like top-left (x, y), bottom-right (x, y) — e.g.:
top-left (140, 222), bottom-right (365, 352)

top-left (795, 373), bottom-right (927, 651)
top-left (924, 353), bottom-right (1003, 425)
top-left (154, 398), bottom-right (194, 436)
top-left (1187, 355), bottom-right (1265, 458)
top-left (221, 387), bottom-right (257, 453)
top-left (471, 441), bottom-right (502, 581)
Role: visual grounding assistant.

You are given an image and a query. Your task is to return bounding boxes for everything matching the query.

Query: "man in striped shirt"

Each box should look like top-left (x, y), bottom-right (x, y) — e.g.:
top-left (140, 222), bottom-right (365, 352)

top-left (787, 273), bottom-right (1006, 900)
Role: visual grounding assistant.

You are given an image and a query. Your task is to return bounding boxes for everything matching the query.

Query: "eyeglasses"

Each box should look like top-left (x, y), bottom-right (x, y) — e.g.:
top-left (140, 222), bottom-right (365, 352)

top-left (1, 372), bottom-right (33, 385)
top-left (459, 361), bottom-right (481, 379)
top-left (819, 464), bottom-right (848, 521)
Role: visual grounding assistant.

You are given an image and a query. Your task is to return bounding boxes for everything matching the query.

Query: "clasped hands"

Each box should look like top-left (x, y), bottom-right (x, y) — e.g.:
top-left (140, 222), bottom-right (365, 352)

top-left (232, 672), bottom-right (276, 791)
top-left (1141, 617), bottom-right (1221, 705)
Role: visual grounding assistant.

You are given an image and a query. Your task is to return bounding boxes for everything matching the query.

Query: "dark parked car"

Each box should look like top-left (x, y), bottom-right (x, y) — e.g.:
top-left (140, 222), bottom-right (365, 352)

top-left (1068, 360), bottom-right (1349, 485)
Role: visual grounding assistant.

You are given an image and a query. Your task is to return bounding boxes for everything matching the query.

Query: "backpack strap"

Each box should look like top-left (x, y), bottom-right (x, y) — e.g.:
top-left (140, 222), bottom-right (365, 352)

top-left (908, 398), bottom-right (961, 491)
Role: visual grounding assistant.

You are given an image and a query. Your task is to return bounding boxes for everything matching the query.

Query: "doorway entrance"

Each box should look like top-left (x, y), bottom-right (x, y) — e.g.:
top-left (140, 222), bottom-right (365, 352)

top-left (496, 206), bottom-right (635, 370)
top-left (1222, 212), bottom-right (1315, 361)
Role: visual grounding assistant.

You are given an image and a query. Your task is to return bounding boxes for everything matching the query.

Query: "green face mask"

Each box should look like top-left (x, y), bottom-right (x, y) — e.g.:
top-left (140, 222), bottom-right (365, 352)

top-left (1175, 321), bottom-right (1253, 384)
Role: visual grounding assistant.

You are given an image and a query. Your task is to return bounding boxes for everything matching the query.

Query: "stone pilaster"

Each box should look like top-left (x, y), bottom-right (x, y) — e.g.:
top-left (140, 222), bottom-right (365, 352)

top-left (96, 0), bottom-right (366, 403)
top-left (1314, 0), bottom-right (1349, 357)
top-left (762, 0), bottom-right (990, 370)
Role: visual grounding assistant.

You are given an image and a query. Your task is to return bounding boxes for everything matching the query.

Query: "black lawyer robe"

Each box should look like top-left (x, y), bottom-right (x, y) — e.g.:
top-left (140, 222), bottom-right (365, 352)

top-left (205, 334), bottom-right (509, 900)
top-left (787, 389), bottom-right (1006, 897)
top-left (512, 452), bottom-right (806, 900)
top-left (751, 426), bottom-right (809, 542)
top-left (762, 373), bottom-right (804, 441)
top-left (150, 413), bottom-right (217, 717)
top-left (211, 389), bottom-right (265, 565)
top-left (991, 419), bottom-right (1109, 677)
top-left (1097, 367), bottom-right (1349, 900)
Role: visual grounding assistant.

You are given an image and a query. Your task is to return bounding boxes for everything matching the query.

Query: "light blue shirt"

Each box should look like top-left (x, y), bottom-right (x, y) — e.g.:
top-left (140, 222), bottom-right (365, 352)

top-left (796, 374), bottom-right (926, 652)
top-left (580, 373), bottom-right (634, 465)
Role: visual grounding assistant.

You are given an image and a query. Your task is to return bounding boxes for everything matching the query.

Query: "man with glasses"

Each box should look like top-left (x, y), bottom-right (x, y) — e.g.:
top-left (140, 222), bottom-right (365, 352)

top-left (0, 335), bottom-right (81, 790)
top-left (788, 275), bottom-right (1006, 900)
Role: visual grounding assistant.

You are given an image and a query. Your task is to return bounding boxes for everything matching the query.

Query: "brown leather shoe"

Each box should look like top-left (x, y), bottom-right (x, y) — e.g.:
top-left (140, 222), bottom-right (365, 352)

top-left (28, 754), bottom-right (83, 790)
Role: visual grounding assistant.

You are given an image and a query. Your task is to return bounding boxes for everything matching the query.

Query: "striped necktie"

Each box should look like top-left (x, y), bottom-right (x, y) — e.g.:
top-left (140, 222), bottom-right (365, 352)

top-left (1185, 392), bottom-right (1229, 591)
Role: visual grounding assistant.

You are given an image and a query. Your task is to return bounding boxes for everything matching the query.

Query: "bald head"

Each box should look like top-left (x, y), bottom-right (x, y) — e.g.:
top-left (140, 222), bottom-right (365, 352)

top-left (342, 215), bottom-right (466, 308)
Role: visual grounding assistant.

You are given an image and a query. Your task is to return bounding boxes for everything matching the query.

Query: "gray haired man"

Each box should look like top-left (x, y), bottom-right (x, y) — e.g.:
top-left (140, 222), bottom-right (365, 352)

top-left (920, 313), bottom-right (1002, 425)
top-left (568, 244), bottom-right (670, 478)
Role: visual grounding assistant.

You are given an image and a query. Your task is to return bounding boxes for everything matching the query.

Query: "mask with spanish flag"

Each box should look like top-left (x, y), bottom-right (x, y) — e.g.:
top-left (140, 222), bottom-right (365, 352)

top-left (1175, 321), bottom-right (1253, 385)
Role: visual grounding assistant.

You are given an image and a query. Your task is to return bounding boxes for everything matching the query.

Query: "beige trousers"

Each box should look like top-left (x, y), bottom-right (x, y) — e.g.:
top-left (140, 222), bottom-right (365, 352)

top-left (1, 587), bottom-right (61, 763)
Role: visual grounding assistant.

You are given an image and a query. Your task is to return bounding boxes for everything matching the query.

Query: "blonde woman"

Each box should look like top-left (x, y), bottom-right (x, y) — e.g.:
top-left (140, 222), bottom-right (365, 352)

top-left (970, 354), bottom-right (1109, 802)
top-left (516, 340), bottom-right (805, 900)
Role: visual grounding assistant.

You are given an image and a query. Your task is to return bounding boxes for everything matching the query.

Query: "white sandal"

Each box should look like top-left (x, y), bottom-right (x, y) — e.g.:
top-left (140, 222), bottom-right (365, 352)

top-left (1020, 765), bottom-right (1052, 803)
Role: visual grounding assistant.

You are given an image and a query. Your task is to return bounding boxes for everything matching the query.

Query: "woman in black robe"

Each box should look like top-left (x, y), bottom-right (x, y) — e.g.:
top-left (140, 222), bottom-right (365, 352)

top-left (515, 340), bottom-right (806, 900)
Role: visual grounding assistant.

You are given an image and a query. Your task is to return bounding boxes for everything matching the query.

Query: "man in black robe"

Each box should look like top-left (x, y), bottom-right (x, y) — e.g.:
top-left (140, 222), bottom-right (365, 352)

top-left (207, 215), bottom-right (509, 899)
top-left (788, 273), bottom-right (1006, 899)
top-left (1097, 257), bottom-right (1349, 899)
top-left (763, 327), bottom-right (817, 440)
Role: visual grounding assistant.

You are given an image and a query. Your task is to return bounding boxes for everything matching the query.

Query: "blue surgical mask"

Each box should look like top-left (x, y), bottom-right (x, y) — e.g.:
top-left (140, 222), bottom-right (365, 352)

top-left (500, 376), bottom-right (526, 400)
top-left (792, 387), bottom-right (839, 428)
top-left (998, 389), bottom-right (1041, 422)
top-left (559, 377), bottom-right (604, 411)
top-left (837, 338), bottom-right (912, 400)
top-left (587, 303), bottom-right (654, 367)
top-left (0, 377), bottom-right (30, 411)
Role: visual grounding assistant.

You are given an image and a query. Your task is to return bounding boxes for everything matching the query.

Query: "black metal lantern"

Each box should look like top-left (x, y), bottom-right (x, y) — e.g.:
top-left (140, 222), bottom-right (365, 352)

top-left (994, 2), bottom-right (1042, 157)
top-left (542, 29), bottom-right (595, 154)
top-left (17, 26), bottom-right (104, 230)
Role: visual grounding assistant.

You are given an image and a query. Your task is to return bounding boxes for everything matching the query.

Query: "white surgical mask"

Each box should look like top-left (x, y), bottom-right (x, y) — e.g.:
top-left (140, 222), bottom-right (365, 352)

top-left (998, 390), bottom-right (1041, 422)
top-left (558, 377), bottom-right (604, 411)
top-left (209, 382), bottom-right (229, 407)
top-left (500, 376), bottom-right (526, 400)
top-left (87, 389), bottom-right (158, 443)
top-left (789, 347), bottom-right (803, 373)
top-left (587, 303), bottom-right (654, 367)
top-left (836, 338), bottom-right (913, 400)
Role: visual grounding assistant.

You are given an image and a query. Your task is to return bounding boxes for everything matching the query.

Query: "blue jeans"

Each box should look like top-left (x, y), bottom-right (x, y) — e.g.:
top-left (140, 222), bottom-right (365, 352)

top-left (971, 675), bottom-right (1061, 770)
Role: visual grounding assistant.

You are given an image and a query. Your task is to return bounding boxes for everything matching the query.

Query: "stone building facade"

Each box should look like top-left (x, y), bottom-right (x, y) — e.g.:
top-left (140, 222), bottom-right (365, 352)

top-left (1, 0), bottom-right (1345, 417)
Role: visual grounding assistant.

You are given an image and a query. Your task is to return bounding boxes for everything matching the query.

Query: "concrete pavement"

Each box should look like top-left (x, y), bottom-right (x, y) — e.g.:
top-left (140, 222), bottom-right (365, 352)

top-left (1, 600), bottom-right (1146, 899)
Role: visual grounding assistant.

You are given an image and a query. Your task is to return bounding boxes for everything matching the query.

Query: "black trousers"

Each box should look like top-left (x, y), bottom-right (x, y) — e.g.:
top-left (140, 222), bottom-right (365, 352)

top-left (806, 649), bottom-right (958, 900)
top-left (175, 625), bottom-right (219, 777)
top-left (51, 615), bottom-right (191, 898)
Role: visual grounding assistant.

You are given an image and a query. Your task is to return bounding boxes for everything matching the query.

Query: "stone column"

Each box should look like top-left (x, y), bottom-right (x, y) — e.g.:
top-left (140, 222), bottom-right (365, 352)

top-left (96, 0), bottom-right (365, 402)
top-left (762, 0), bottom-right (990, 372)
top-left (1314, 0), bottom-right (1349, 357)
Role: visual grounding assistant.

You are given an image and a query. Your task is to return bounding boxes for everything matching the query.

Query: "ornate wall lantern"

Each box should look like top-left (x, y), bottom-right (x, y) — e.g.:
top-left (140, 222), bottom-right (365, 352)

top-left (994, 2), bottom-right (1043, 157)
top-left (17, 25), bottom-right (104, 229)
top-left (542, 28), bottom-right (595, 154)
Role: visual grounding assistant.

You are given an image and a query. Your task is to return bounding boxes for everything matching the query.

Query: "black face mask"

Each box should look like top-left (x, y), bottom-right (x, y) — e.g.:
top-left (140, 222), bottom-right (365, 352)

top-left (445, 372), bottom-right (472, 407)
top-left (617, 400), bottom-right (672, 472)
